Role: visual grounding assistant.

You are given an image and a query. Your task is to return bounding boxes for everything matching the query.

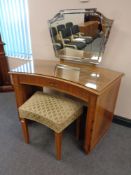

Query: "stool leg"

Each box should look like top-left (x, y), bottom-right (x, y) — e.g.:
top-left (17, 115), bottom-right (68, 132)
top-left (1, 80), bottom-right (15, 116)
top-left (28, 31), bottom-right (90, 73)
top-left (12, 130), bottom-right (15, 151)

top-left (55, 132), bottom-right (62, 160)
top-left (20, 119), bottom-right (29, 144)
top-left (76, 116), bottom-right (81, 140)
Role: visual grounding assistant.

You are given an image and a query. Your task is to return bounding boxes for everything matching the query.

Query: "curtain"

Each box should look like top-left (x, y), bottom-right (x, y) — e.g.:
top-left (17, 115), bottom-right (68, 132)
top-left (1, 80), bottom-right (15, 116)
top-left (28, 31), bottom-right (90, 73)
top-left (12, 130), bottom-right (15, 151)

top-left (0, 0), bottom-right (32, 59)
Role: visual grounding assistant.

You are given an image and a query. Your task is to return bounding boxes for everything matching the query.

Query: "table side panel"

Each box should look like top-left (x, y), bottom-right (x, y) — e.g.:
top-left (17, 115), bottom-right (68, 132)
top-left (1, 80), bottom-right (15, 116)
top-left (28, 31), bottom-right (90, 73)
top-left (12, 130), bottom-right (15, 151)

top-left (89, 77), bottom-right (121, 152)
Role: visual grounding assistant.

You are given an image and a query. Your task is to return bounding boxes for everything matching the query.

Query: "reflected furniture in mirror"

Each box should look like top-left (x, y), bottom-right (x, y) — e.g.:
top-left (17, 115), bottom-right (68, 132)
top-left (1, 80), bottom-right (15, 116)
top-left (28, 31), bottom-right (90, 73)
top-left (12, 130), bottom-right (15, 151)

top-left (9, 60), bottom-right (124, 155)
top-left (49, 8), bottom-right (113, 64)
top-left (0, 34), bottom-right (13, 92)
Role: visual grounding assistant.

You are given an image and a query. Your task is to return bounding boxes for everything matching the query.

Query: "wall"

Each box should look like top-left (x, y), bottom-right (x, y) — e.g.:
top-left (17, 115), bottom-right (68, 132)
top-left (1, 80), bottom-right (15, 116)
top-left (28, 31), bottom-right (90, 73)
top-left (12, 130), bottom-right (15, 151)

top-left (28, 0), bottom-right (131, 119)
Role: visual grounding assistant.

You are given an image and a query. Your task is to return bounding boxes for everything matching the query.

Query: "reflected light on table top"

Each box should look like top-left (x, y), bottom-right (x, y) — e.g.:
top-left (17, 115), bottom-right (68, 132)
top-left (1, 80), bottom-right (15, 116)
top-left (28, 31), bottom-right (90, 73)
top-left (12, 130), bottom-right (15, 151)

top-left (55, 64), bottom-right (80, 82)
top-left (12, 60), bottom-right (34, 73)
top-left (85, 82), bottom-right (97, 89)
top-left (90, 73), bottom-right (100, 78)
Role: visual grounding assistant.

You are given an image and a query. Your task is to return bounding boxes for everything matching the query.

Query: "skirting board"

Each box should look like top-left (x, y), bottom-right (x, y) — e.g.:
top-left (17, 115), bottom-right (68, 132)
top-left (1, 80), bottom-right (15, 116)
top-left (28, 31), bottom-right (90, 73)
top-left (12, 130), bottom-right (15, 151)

top-left (113, 115), bottom-right (131, 128)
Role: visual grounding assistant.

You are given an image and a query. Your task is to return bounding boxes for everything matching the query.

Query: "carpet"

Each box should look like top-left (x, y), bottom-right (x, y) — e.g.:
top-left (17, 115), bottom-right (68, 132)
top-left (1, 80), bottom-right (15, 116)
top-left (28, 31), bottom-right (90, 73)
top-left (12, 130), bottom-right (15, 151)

top-left (0, 92), bottom-right (131, 175)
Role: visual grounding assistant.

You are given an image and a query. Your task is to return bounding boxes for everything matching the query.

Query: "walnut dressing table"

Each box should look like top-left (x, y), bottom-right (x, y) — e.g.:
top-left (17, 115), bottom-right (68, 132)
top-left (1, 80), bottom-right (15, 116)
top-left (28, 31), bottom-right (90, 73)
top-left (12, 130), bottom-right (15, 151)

top-left (9, 59), bottom-right (123, 154)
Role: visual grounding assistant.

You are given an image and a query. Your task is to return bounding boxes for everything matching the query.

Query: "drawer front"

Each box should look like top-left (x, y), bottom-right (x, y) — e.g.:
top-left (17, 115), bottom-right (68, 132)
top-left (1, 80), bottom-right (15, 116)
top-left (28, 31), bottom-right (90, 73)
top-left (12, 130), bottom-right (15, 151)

top-left (16, 74), bottom-right (90, 102)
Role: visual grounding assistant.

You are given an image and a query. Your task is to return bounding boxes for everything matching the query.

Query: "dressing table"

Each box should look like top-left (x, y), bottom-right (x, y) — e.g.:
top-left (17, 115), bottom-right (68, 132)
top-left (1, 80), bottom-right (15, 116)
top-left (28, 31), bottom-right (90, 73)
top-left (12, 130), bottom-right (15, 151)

top-left (9, 8), bottom-right (124, 154)
top-left (9, 59), bottom-right (123, 154)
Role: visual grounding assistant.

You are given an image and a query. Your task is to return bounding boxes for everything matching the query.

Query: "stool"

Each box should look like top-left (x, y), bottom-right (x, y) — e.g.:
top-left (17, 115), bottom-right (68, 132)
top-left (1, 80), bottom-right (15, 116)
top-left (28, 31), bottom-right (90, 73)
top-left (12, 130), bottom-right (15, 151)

top-left (19, 91), bottom-right (83, 160)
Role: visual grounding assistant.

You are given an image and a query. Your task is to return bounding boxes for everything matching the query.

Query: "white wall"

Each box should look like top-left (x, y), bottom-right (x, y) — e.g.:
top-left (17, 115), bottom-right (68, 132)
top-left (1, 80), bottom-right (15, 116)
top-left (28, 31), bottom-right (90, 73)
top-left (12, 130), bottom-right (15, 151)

top-left (28, 0), bottom-right (131, 119)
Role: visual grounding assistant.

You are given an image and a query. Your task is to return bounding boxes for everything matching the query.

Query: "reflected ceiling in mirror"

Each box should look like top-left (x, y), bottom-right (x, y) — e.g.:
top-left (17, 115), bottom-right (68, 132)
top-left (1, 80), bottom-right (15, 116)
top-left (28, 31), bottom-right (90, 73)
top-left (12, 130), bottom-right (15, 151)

top-left (49, 8), bottom-right (113, 64)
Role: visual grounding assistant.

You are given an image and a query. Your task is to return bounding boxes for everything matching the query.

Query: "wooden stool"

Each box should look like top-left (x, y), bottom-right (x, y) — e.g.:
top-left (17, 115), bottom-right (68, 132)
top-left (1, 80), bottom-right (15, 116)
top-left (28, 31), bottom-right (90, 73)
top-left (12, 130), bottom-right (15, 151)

top-left (19, 91), bottom-right (83, 160)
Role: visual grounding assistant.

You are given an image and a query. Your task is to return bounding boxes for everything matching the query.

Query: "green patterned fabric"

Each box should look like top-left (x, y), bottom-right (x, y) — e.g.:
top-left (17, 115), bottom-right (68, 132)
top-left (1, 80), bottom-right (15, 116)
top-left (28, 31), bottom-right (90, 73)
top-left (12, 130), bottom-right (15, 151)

top-left (19, 91), bottom-right (83, 133)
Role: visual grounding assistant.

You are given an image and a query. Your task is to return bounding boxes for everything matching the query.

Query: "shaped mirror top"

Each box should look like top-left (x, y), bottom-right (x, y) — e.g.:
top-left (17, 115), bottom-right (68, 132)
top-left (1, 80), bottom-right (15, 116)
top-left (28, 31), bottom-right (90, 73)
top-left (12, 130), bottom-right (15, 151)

top-left (49, 8), bottom-right (113, 64)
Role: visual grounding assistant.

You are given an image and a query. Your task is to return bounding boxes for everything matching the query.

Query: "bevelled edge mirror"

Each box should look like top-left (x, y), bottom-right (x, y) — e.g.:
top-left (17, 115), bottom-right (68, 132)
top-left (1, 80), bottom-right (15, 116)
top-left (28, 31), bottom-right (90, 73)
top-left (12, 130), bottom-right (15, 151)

top-left (48, 8), bottom-right (113, 64)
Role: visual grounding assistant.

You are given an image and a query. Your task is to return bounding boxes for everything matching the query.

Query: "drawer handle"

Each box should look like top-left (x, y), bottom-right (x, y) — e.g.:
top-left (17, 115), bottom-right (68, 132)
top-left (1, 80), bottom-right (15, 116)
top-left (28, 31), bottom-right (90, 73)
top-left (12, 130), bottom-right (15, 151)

top-left (48, 82), bottom-right (57, 87)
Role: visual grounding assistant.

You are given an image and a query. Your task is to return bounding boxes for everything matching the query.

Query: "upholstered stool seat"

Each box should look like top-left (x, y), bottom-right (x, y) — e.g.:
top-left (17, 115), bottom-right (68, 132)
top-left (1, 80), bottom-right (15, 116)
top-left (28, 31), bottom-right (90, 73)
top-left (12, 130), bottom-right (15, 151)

top-left (19, 91), bottom-right (83, 160)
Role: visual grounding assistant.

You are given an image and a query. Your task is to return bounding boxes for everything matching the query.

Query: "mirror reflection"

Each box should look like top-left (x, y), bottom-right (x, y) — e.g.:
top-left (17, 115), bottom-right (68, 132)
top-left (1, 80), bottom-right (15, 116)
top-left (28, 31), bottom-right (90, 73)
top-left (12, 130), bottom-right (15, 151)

top-left (49, 8), bottom-right (113, 64)
top-left (55, 64), bottom-right (80, 82)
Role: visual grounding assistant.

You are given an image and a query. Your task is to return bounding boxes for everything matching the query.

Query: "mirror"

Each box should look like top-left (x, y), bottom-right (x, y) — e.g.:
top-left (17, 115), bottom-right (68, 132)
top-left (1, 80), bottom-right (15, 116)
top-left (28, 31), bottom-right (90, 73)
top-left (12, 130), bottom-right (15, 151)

top-left (48, 8), bottom-right (113, 64)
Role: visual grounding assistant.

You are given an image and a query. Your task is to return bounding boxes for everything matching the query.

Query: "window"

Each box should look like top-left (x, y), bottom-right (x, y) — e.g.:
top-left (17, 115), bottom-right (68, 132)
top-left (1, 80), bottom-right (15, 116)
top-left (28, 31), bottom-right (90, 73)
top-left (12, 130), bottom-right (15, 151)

top-left (0, 0), bottom-right (32, 59)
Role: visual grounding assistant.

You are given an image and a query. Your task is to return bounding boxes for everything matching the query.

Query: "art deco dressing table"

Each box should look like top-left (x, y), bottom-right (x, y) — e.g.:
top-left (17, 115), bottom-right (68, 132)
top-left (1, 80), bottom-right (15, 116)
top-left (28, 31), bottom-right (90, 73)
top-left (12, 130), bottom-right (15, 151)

top-left (8, 8), bottom-right (124, 155)
top-left (9, 59), bottom-right (123, 154)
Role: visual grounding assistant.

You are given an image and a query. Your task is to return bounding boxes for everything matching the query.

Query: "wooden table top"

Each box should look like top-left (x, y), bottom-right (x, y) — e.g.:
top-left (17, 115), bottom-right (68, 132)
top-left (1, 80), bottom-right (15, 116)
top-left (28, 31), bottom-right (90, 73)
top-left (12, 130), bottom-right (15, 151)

top-left (9, 59), bottom-right (123, 95)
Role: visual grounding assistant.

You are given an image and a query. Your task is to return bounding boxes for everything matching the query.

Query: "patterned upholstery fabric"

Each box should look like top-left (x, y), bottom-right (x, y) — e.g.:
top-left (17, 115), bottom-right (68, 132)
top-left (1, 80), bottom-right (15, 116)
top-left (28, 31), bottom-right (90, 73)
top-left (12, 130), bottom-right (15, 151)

top-left (19, 91), bottom-right (83, 133)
